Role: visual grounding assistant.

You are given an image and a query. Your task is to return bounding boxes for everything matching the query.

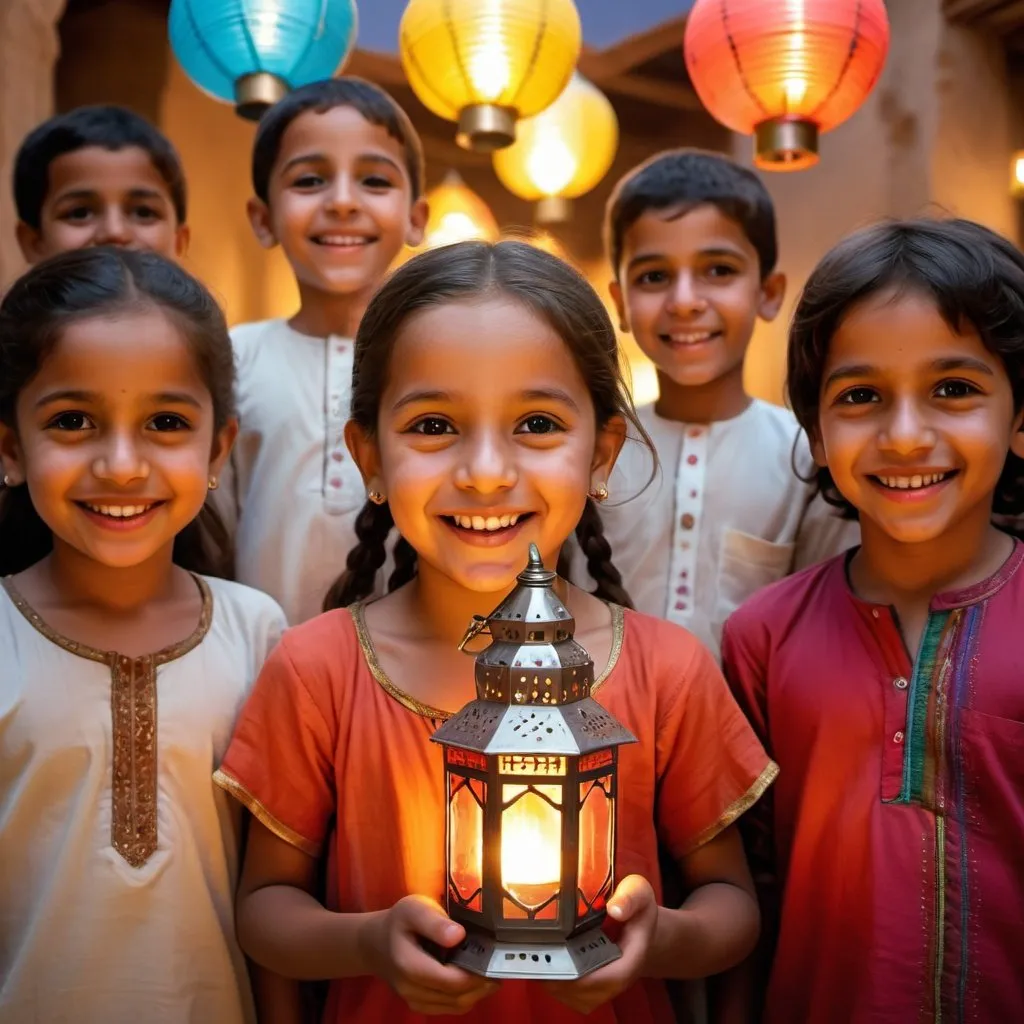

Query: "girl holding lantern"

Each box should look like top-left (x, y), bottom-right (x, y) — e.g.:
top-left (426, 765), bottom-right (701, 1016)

top-left (215, 240), bottom-right (777, 1022)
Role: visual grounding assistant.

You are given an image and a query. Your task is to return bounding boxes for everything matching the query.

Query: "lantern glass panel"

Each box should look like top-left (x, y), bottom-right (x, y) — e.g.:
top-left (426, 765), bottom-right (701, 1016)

top-left (577, 775), bottom-right (614, 916)
top-left (501, 784), bottom-right (562, 911)
top-left (448, 775), bottom-right (485, 912)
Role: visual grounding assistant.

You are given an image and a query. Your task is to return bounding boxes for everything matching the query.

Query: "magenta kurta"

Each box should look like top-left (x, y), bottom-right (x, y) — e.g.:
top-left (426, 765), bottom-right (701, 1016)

top-left (722, 542), bottom-right (1024, 1024)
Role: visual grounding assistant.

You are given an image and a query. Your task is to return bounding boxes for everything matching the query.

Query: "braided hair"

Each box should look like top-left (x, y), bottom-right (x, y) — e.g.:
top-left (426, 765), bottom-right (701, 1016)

top-left (323, 240), bottom-right (655, 610)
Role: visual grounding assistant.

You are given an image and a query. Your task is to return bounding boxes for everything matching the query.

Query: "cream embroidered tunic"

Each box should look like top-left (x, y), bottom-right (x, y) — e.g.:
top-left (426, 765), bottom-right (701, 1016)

top-left (0, 574), bottom-right (286, 1023)
top-left (569, 400), bottom-right (860, 660)
top-left (221, 319), bottom-right (385, 625)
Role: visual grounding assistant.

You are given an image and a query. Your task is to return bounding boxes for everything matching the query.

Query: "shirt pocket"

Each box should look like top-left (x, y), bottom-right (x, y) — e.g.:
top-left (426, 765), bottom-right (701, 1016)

top-left (957, 707), bottom-right (1024, 841)
top-left (715, 529), bottom-right (795, 626)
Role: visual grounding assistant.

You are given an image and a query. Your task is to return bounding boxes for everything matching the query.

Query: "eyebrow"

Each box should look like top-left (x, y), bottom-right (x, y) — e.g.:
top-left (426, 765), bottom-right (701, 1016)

top-left (392, 387), bottom-right (581, 413)
top-left (824, 356), bottom-right (996, 390)
top-left (625, 246), bottom-right (747, 273)
top-left (280, 151), bottom-right (403, 176)
top-left (34, 389), bottom-right (202, 410)
top-left (54, 188), bottom-right (167, 204)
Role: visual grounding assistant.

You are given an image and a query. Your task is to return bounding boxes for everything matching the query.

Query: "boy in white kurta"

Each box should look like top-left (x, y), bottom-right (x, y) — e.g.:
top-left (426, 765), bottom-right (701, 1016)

top-left (222, 79), bottom-right (427, 625)
top-left (0, 574), bottom-right (286, 1022)
top-left (570, 150), bottom-right (857, 660)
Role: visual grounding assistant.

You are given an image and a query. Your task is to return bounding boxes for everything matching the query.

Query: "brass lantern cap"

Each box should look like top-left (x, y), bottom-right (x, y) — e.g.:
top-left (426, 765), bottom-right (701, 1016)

top-left (535, 196), bottom-right (573, 224)
top-left (754, 117), bottom-right (820, 172)
top-left (235, 72), bottom-right (290, 121)
top-left (457, 104), bottom-right (517, 152)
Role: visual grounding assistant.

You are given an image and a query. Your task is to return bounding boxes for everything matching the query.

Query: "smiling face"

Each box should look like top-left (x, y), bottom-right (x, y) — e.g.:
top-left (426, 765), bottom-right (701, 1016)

top-left (0, 307), bottom-right (235, 572)
top-left (611, 203), bottom-right (785, 389)
top-left (248, 105), bottom-right (427, 308)
top-left (815, 288), bottom-right (1024, 545)
top-left (347, 296), bottom-right (623, 594)
top-left (17, 145), bottom-right (188, 262)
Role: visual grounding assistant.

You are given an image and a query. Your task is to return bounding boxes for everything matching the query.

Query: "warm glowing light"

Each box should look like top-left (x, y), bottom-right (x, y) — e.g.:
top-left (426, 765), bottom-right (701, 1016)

top-left (684, 0), bottom-right (890, 170)
top-left (421, 171), bottom-right (500, 249)
top-left (525, 128), bottom-right (578, 197)
top-left (493, 74), bottom-right (618, 207)
top-left (399, 0), bottom-right (582, 150)
top-left (1013, 153), bottom-right (1024, 197)
top-left (501, 786), bottom-right (561, 907)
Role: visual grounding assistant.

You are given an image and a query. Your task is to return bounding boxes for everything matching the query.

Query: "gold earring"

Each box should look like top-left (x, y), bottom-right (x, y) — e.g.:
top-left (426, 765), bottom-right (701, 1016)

top-left (367, 489), bottom-right (386, 505)
top-left (207, 476), bottom-right (219, 491)
top-left (589, 483), bottom-right (609, 502)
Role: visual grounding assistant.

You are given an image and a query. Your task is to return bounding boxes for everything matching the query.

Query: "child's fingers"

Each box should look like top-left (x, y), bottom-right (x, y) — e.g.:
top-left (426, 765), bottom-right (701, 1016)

top-left (606, 873), bottom-right (657, 924)
top-left (398, 894), bottom-right (465, 949)
top-left (394, 931), bottom-right (495, 998)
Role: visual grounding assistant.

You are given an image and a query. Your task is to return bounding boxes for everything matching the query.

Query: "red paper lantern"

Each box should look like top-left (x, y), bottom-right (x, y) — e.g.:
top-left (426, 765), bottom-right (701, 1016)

top-left (684, 0), bottom-right (890, 171)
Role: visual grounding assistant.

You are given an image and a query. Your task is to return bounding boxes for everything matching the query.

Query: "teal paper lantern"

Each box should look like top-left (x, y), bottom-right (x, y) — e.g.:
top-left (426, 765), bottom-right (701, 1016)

top-left (169, 0), bottom-right (359, 120)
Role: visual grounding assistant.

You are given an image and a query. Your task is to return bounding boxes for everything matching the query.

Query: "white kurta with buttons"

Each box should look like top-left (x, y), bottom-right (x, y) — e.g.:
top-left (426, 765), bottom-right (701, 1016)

top-left (0, 574), bottom-right (286, 1022)
top-left (224, 318), bottom-right (383, 625)
top-left (569, 399), bottom-right (860, 661)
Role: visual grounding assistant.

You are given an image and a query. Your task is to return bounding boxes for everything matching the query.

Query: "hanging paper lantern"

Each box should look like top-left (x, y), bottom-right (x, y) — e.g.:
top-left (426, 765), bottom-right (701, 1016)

top-left (169, 0), bottom-right (359, 120)
top-left (422, 171), bottom-right (500, 249)
top-left (493, 73), bottom-right (617, 224)
top-left (684, 0), bottom-right (890, 171)
top-left (399, 0), bottom-right (582, 152)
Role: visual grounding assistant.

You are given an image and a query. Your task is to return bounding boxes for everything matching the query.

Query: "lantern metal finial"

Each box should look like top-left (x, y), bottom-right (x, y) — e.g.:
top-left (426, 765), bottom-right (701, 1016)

top-left (234, 72), bottom-right (290, 121)
top-left (433, 547), bottom-right (635, 981)
top-left (754, 117), bottom-right (819, 171)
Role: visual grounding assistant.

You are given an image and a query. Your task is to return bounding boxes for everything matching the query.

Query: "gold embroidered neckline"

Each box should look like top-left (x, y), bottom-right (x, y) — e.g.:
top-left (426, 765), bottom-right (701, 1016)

top-left (0, 573), bottom-right (213, 665)
top-left (0, 573), bottom-right (214, 869)
top-left (350, 601), bottom-right (626, 722)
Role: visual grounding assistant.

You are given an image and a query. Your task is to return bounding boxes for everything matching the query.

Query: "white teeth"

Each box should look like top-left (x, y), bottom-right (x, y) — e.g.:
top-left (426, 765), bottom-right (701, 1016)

top-left (85, 503), bottom-right (153, 518)
top-left (666, 331), bottom-right (713, 344)
top-left (317, 235), bottom-right (369, 246)
top-left (878, 473), bottom-right (948, 490)
top-left (452, 513), bottom-right (521, 531)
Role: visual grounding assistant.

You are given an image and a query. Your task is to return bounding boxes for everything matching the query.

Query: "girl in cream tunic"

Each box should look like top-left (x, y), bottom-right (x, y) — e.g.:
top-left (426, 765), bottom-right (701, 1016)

top-left (0, 249), bottom-right (285, 1022)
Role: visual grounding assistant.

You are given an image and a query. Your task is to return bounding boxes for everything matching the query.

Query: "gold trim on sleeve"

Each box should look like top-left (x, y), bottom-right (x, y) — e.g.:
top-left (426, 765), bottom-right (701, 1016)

top-left (681, 760), bottom-right (780, 857)
top-left (213, 768), bottom-right (320, 858)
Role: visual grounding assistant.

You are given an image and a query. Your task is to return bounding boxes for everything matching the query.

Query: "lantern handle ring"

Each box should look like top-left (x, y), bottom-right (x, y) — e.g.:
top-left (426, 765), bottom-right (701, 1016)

top-left (457, 614), bottom-right (491, 654)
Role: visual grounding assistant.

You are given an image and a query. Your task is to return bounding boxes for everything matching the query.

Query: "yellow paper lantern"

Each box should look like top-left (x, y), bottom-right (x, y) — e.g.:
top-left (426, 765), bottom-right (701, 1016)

top-left (399, 0), bottom-right (583, 152)
top-left (423, 171), bottom-right (500, 249)
top-left (493, 73), bottom-right (617, 223)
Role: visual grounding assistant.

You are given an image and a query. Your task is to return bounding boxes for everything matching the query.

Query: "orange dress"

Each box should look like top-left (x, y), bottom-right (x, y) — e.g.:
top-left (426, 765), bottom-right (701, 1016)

top-left (216, 604), bottom-right (776, 1024)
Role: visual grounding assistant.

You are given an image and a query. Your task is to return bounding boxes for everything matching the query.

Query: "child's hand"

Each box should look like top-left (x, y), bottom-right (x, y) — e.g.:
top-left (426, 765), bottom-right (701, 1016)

top-left (543, 875), bottom-right (659, 1015)
top-left (362, 894), bottom-right (499, 1015)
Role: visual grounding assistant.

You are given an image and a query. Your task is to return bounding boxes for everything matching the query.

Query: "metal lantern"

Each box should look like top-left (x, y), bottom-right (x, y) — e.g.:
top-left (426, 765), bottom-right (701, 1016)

top-left (432, 544), bottom-right (636, 980)
top-left (169, 0), bottom-right (359, 120)
top-left (398, 0), bottom-right (582, 152)
top-left (684, 0), bottom-right (890, 171)
top-left (493, 73), bottom-right (618, 225)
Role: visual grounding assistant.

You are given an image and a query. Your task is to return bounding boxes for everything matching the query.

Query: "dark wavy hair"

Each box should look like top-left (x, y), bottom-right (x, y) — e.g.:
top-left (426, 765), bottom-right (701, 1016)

top-left (0, 246), bottom-right (235, 576)
top-left (324, 240), bottom-right (655, 611)
top-left (787, 217), bottom-right (1024, 520)
top-left (252, 77), bottom-right (424, 202)
top-left (604, 148), bottom-right (778, 281)
top-left (15, 105), bottom-right (187, 228)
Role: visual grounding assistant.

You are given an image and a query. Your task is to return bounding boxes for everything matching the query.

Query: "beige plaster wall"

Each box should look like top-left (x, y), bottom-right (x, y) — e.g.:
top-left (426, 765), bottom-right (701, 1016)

top-left (734, 0), bottom-right (1018, 407)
